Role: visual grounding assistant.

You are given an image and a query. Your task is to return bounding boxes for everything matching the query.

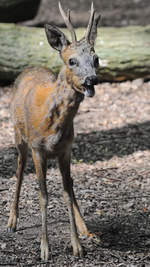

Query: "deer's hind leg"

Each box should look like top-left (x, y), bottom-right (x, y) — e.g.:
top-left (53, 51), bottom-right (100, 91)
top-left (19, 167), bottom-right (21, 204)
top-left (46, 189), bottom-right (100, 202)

top-left (7, 127), bottom-right (28, 232)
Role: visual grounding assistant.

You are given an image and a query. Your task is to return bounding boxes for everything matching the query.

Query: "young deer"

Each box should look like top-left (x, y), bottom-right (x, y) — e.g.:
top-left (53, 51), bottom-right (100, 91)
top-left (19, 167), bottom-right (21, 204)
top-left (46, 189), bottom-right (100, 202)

top-left (7, 2), bottom-right (100, 260)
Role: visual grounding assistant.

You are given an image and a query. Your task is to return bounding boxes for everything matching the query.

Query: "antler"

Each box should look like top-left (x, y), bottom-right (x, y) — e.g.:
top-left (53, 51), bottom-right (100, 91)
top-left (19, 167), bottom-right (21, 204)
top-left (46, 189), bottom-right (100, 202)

top-left (84, 2), bottom-right (95, 42)
top-left (59, 2), bottom-right (77, 43)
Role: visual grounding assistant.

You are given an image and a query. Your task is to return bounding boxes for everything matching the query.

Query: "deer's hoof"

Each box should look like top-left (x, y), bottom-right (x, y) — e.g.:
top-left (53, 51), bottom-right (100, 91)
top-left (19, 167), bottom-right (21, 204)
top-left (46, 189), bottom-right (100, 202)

top-left (41, 239), bottom-right (49, 260)
top-left (7, 226), bottom-right (16, 233)
top-left (73, 239), bottom-right (83, 257)
top-left (7, 214), bottom-right (17, 233)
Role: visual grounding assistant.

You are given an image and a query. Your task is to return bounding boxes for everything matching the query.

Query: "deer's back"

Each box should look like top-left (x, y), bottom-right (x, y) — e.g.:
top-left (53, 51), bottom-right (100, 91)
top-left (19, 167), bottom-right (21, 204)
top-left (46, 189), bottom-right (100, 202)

top-left (12, 67), bottom-right (58, 144)
top-left (13, 66), bottom-right (56, 99)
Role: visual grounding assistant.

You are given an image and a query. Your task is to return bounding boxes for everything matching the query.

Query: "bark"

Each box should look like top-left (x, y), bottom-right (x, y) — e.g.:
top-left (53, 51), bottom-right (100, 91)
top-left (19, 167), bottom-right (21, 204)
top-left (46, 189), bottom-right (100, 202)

top-left (0, 23), bottom-right (150, 83)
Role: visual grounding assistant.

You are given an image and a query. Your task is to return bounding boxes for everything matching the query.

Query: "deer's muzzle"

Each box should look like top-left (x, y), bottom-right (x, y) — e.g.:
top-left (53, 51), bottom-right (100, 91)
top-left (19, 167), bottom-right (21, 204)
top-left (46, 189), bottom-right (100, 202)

top-left (82, 75), bottom-right (98, 97)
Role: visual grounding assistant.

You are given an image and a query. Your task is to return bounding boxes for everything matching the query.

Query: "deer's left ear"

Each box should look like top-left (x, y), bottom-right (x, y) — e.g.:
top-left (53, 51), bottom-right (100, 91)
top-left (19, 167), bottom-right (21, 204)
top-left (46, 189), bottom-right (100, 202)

top-left (45, 24), bottom-right (70, 52)
top-left (89, 14), bottom-right (101, 46)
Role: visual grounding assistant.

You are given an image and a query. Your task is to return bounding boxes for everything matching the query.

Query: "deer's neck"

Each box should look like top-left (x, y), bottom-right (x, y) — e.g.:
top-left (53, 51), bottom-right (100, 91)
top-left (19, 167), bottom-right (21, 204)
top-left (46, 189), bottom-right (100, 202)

top-left (47, 68), bottom-right (84, 130)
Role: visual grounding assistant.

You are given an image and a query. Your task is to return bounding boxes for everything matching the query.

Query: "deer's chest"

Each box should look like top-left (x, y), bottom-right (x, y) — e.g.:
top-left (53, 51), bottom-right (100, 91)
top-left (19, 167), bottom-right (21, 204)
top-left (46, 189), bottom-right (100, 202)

top-left (31, 116), bottom-right (74, 157)
top-left (46, 124), bottom-right (74, 156)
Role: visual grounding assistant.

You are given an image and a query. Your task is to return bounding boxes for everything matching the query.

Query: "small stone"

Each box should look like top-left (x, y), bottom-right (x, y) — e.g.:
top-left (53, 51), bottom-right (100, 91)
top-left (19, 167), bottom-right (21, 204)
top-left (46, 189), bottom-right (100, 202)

top-left (1, 243), bottom-right (6, 249)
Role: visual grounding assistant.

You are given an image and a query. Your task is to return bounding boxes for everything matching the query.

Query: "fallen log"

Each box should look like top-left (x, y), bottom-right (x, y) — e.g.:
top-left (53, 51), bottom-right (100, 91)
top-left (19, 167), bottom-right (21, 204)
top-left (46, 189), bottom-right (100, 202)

top-left (0, 23), bottom-right (150, 83)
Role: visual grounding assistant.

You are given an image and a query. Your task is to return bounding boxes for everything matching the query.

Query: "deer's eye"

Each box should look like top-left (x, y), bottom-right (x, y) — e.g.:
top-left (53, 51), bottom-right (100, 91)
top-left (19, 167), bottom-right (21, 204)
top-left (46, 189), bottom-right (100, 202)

top-left (69, 58), bottom-right (78, 67)
top-left (93, 55), bottom-right (99, 68)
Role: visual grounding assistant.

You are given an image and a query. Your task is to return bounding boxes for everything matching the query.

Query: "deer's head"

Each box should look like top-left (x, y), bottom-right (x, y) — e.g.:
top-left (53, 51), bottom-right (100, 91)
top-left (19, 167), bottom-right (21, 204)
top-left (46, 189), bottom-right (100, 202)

top-left (45, 2), bottom-right (101, 97)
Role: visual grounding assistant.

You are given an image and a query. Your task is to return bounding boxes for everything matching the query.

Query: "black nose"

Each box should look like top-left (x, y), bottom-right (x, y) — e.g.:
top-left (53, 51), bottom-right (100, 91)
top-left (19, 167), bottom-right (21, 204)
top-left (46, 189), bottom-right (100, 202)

top-left (84, 76), bottom-right (98, 86)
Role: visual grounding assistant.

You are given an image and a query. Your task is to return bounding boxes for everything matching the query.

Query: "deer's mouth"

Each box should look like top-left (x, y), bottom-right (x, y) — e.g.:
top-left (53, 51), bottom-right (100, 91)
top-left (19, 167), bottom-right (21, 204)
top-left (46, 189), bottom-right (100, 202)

top-left (83, 85), bottom-right (95, 97)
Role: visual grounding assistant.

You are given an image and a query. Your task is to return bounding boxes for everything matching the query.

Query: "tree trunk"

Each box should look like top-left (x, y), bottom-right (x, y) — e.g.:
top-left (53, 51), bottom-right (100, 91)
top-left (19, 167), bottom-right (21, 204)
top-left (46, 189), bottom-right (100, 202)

top-left (0, 23), bottom-right (150, 83)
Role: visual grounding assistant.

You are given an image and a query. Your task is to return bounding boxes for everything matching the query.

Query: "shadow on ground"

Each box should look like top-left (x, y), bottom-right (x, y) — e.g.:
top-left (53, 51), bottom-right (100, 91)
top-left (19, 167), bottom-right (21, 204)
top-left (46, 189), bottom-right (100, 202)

top-left (1, 120), bottom-right (150, 179)
top-left (87, 211), bottom-right (150, 253)
top-left (73, 120), bottom-right (150, 162)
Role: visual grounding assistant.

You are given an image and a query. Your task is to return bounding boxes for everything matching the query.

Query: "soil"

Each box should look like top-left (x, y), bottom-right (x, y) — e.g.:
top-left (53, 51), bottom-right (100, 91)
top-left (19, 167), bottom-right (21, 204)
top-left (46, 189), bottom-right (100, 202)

top-left (1, 79), bottom-right (150, 266)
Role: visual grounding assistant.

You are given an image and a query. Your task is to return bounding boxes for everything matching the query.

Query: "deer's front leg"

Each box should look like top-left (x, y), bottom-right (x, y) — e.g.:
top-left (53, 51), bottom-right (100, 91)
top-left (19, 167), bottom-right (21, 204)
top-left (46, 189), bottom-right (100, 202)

top-left (58, 149), bottom-right (86, 257)
top-left (32, 149), bottom-right (48, 261)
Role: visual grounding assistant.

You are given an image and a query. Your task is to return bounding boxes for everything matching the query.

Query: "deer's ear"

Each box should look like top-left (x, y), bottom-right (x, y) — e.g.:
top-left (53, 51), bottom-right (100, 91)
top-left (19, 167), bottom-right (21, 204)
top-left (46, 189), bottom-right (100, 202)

top-left (45, 24), bottom-right (70, 52)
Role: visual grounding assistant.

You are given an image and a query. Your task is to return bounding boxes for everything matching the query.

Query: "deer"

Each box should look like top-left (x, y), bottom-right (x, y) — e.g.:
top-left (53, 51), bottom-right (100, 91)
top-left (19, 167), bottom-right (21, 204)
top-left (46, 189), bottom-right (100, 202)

top-left (7, 2), bottom-right (101, 260)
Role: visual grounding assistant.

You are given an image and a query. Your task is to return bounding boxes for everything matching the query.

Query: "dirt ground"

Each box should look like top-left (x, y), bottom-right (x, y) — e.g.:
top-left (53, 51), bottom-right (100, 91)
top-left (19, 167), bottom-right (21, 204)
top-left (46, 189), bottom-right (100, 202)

top-left (1, 79), bottom-right (150, 266)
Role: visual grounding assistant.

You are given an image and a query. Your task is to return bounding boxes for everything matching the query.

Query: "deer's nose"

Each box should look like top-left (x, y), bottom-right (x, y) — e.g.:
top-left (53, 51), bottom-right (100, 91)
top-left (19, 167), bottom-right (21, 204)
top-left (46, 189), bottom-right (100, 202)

top-left (84, 76), bottom-right (98, 87)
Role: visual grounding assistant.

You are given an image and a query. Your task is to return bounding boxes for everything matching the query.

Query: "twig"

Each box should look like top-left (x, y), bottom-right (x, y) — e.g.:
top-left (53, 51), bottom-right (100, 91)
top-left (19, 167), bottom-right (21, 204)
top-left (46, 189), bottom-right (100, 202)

top-left (98, 194), bottom-right (150, 202)
top-left (101, 176), bottom-right (122, 182)
top-left (0, 263), bottom-right (16, 266)
top-left (0, 188), bottom-right (9, 192)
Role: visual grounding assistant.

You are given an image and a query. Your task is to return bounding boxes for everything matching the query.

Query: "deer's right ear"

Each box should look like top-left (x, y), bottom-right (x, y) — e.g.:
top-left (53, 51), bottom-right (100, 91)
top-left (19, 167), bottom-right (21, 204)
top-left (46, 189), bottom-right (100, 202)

top-left (45, 24), bottom-right (70, 52)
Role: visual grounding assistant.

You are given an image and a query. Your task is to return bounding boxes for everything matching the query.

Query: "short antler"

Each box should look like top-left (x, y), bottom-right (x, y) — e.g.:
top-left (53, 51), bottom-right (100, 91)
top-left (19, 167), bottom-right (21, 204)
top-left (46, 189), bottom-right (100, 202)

top-left (59, 2), bottom-right (77, 43)
top-left (85, 2), bottom-right (95, 42)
